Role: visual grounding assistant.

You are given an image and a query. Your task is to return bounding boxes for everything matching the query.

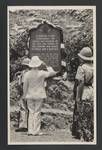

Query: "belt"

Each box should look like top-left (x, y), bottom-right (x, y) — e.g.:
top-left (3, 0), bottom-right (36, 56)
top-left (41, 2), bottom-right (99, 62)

top-left (84, 83), bottom-right (92, 86)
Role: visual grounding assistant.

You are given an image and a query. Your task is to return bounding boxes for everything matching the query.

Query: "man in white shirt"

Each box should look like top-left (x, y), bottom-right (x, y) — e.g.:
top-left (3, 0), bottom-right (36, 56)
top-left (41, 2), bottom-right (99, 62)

top-left (23, 56), bottom-right (57, 136)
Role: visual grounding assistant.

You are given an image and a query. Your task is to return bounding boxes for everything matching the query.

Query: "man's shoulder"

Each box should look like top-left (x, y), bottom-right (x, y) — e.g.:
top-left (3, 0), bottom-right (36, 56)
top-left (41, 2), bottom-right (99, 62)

top-left (82, 63), bottom-right (93, 70)
top-left (39, 70), bottom-right (48, 75)
top-left (23, 70), bottom-right (31, 79)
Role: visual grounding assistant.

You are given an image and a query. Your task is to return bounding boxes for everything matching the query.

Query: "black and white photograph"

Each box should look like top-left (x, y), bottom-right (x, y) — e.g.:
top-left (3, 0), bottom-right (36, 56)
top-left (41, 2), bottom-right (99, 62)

top-left (8, 6), bottom-right (96, 144)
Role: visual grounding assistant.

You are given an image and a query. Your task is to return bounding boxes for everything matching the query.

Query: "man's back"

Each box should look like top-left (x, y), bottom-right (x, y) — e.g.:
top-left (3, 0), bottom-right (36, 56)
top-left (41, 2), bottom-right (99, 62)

top-left (23, 69), bottom-right (52, 99)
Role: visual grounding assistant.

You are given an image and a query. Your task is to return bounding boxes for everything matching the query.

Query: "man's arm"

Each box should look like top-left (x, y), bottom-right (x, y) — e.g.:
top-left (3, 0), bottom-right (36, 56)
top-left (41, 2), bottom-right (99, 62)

top-left (76, 80), bottom-right (84, 102)
top-left (23, 75), bottom-right (28, 98)
top-left (75, 66), bottom-right (84, 102)
top-left (45, 67), bottom-right (57, 78)
top-left (73, 79), bottom-right (78, 99)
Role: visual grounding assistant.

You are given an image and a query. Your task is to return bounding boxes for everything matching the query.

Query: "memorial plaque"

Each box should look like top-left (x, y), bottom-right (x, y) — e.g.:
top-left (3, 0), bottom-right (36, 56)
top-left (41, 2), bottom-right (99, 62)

top-left (29, 22), bottom-right (63, 71)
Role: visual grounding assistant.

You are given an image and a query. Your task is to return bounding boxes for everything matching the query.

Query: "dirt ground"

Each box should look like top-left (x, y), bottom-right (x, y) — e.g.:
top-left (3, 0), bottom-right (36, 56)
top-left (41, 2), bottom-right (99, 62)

top-left (9, 122), bottom-right (81, 144)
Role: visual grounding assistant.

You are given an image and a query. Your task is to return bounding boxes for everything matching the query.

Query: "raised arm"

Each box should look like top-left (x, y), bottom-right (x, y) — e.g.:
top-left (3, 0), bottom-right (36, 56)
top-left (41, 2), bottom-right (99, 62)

top-left (46, 67), bottom-right (57, 77)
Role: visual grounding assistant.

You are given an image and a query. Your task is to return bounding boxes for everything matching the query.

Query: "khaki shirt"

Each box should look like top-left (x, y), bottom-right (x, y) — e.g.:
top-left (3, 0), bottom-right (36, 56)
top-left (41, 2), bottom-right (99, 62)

top-left (75, 63), bottom-right (93, 101)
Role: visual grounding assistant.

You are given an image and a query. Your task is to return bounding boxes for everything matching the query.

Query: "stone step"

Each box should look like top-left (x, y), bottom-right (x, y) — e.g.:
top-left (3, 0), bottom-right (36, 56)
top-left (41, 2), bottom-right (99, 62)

top-left (10, 106), bottom-right (73, 116)
top-left (41, 108), bottom-right (73, 116)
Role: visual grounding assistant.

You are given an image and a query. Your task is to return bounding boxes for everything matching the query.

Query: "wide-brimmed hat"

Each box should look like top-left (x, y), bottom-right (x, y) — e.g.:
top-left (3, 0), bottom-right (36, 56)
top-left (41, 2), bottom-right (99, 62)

top-left (78, 47), bottom-right (93, 61)
top-left (29, 56), bottom-right (44, 68)
top-left (22, 58), bottom-right (30, 66)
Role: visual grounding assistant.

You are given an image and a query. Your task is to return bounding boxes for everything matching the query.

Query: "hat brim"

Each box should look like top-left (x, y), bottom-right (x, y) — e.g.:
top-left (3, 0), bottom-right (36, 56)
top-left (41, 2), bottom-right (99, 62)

top-left (28, 62), bottom-right (43, 68)
top-left (78, 53), bottom-right (93, 61)
top-left (22, 63), bottom-right (29, 66)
